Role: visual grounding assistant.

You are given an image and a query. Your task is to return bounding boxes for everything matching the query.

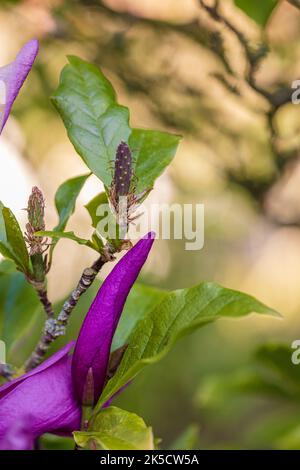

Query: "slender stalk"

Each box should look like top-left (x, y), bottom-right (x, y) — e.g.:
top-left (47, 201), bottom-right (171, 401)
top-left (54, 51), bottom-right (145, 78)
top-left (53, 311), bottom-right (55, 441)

top-left (0, 363), bottom-right (14, 380)
top-left (57, 255), bottom-right (108, 327)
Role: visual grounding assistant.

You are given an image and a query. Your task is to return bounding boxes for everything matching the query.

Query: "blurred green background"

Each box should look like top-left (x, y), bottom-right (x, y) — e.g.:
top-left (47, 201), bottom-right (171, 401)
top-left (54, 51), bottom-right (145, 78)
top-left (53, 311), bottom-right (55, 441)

top-left (1, 0), bottom-right (300, 449)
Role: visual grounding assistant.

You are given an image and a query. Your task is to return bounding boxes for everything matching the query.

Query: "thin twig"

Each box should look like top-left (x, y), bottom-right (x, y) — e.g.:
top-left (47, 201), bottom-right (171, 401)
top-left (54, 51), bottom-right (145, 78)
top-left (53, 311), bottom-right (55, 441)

top-left (30, 280), bottom-right (55, 319)
top-left (57, 252), bottom-right (113, 327)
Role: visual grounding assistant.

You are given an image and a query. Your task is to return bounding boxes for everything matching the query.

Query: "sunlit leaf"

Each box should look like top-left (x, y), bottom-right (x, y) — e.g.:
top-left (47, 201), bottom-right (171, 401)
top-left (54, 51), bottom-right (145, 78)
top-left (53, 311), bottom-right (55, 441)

top-left (75, 407), bottom-right (154, 450)
top-left (36, 230), bottom-right (97, 251)
top-left (0, 263), bottom-right (43, 365)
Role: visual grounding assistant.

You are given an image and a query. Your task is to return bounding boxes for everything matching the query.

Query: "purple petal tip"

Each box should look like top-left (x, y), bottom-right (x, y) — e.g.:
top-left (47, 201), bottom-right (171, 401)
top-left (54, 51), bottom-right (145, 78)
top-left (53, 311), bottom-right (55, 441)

top-left (0, 39), bottom-right (39, 134)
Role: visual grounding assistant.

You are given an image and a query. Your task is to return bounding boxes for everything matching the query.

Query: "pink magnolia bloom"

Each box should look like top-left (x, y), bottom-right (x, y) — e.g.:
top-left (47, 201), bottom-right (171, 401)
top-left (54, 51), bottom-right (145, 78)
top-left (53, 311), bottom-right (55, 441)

top-left (0, 233), bottom-right (155, 449)
top-left (0, 39), bottom-right (39, 133)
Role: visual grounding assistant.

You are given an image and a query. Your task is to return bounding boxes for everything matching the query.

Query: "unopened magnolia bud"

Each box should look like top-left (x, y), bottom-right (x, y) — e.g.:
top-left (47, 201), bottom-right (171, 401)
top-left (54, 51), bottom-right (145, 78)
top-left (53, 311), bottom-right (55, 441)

top-left (27, 186), bottom-right (45, 232)
top-left (25, 186), bottom-right (49, 257)
top-left (113, 141), bottom-right (133, 197)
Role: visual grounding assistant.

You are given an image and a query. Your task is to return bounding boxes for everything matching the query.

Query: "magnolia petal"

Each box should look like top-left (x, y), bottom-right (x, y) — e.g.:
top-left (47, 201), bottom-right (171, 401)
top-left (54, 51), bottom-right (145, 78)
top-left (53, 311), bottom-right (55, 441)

top-left (0, 341), bottom-right (74, 399)
top-left (72, 232), bottom-right (155, 403)
top-left (0, 342), bottom-right (80, 450)
top-left (0, 39), bottom-right (39, 133)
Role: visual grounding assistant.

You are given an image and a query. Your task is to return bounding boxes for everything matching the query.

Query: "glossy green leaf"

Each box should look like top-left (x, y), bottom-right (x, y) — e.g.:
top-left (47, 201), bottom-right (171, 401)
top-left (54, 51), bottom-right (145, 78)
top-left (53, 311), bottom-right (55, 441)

top-left (2, 207), bottom-right (30, 273)
top-left (74, 407), bottom-right (154, 450)
top-left (0, 203), bottom-right (27, 268)
top-left (45, 174), bottom-right (91, 264)
top-left (112, 283), bottom-right (166, 351)
top-left (52, 56), bottom-right (180, 192)
top-left (52, 56), bottom-right (131, 187)
top-left (0, 241), bottom-right (19, 266)
top-left (234, 0), bottom-right (278, 26)
top-left (54, 174), bottom-right (90, 232)
top-left (275, 425), bottom-right (300, 450)
top-left (40, 434), bottom-right (75, 450)
top-left (85, 191), bottom-right (128, 248)
top-left (94, 282), bottom-right (278, 412)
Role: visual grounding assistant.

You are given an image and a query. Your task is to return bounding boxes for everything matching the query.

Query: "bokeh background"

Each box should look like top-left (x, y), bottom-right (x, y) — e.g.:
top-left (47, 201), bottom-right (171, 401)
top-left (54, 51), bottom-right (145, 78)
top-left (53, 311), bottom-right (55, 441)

top-left (1, 0), bottom-right (300, 449)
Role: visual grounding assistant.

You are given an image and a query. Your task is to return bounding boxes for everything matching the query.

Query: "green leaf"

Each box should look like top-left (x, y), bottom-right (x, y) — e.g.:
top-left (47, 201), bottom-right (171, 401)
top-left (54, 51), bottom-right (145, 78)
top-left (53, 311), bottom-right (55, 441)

top-left (0, 264), bottom-right (43, 365)
top-left (234, 0), bottom-right (278, 26)
top-left (74, 407), bottom-right (154, 450)
top-left (0, 259), bottom-right (15, 276)
top-left (52, 56), bottom-right (131, 187)
top-left (129, 129), bottom-right (181, 193)
top-left (2, 207), bottom-right (30, 273)
top-left (94, 282), bottom-right (278, 412)
top-left (52, 282), bottom-right (166, 355)
top-left (53, 56), bottom-right (180, 192)
top-left (0, 203), bottom-right (26, 268)
top-left (0, 241), bottom-right (19, 266)
top-left (36, 230), bottom-right (97, 251)
top-left (54, 174), bottom-right (90, 232)
top-left (85, 191), bottom-right (128, 248)
top-left (196, 343), bottom-right (300, 412)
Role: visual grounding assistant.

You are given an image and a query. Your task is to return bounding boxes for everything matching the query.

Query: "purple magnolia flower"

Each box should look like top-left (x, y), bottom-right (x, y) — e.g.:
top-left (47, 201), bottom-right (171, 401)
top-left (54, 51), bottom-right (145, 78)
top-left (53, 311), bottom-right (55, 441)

top-left (0, 233), bottom-right (154, 450)
top-left (0, 39), bottom-right (39, 134)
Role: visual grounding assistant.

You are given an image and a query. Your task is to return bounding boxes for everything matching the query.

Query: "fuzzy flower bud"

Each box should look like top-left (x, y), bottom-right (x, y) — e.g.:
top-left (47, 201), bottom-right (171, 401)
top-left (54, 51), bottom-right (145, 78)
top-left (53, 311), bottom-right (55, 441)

top-left (27, 186), bottom-right (45, 232)
top-left (25, 187), bottom-right (48, 257)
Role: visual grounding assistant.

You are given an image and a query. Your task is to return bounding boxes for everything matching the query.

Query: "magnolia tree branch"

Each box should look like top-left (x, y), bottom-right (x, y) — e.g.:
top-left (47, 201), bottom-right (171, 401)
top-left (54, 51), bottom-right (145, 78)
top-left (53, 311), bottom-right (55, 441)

top-left (24, 247), bottom-right (115, 371)
top-left (57, 252), bottom-right (114, 327)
